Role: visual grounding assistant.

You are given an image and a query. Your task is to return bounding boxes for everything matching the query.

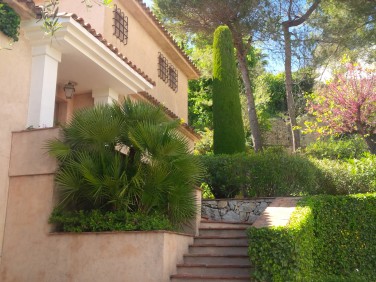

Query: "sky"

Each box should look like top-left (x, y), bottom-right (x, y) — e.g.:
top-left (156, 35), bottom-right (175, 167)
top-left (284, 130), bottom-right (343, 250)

top-left (144, 0), bottom-right (153, 7)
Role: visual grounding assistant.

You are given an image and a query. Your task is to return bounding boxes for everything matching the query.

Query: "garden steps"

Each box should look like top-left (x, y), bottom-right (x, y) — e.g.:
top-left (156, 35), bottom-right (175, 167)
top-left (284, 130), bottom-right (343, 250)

top-left (170, 220), bottom-right (253, 282)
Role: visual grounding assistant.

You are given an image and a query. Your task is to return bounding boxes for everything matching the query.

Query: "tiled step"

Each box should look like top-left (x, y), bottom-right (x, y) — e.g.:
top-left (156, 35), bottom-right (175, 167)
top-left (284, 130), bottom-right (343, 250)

top-left (170, 274), bottom-right (250, 282)
top-left (176, 264), bottom-right (252, 276)
top-left (199, 227), bottom-right (248, 237)
top-left (194, 236), bottom-right (248, 245)
top-left (183, 254), bottom-right (250, 265)
top-left (171, 220), bottom-right (252, 282)
top-left (200, 220), bottom-right (252, 229)
top-left (188, 244), bottom-right (248, 255)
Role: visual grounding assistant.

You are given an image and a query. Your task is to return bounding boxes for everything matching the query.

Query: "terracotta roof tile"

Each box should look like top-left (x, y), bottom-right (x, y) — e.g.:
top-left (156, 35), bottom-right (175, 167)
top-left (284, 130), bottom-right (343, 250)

top-left (16, 0), bottom-right (42, 16)
top-left (134, 0), bottom-right (200, 76)
top-left (138, 91), bottom-right (201, 139)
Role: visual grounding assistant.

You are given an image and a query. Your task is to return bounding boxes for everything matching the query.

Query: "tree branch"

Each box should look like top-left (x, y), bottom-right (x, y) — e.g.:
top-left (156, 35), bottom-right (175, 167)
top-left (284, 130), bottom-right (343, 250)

top-left (283, 0), bottom-right (321, 28)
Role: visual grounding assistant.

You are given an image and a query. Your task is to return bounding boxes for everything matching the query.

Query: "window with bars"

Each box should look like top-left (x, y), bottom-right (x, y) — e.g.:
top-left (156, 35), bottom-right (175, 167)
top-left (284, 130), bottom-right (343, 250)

top-left (168, 64), bottom-right (178, 92)
top-left (158, 53), bottom-right (178, 92)
top-left (113, 4), bottom-right (128, 45)
top-left (158, 52), bottom-right (168, 83)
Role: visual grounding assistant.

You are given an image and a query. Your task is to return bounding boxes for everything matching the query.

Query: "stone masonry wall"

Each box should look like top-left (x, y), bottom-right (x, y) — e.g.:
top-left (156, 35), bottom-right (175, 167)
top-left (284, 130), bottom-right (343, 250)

top-left (202, 198), bottom-right (274, 223)
top-left (263, 117), bottom-right (319, 148)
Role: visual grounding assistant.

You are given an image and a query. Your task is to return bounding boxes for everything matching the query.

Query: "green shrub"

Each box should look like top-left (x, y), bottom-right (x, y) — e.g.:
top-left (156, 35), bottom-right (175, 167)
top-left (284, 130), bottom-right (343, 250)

top-left (248, 206), bottom-right (314, 281)
top-left (199, 149), bottom-right (376, 198)
top-left (0, 3), bottom-right (20, 41)
top-left (312, 155), bottom-right (376, 195)
top-left (305, 136), bottom-right (368, 160)
top-left (248, 194), bottom-right (376, 281)
top-left (49, 209), bottom-right (174, 232)
top-left (308, 194), bottom-right (376, 280)
top-left (199, 149), bottom-right (323, 198)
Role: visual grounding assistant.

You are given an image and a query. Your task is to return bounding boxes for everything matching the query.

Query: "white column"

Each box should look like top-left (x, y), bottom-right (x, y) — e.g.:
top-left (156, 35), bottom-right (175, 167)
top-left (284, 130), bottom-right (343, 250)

top-left (27, 45), bottom-right (61, 128)
top-left (92, 88), bottom-right (119, 105)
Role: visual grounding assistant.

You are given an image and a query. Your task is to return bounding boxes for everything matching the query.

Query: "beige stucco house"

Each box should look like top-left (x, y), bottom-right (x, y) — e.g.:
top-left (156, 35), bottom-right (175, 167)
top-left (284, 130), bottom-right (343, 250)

top-left (0, 0), bottom-right (200, 275)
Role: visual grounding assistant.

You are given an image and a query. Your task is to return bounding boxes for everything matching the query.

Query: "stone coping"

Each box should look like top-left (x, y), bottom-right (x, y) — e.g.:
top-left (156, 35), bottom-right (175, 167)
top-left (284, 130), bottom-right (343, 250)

top-left (202, 197), bottom-right (276, 201)
top-left (49, 230), bottom-right (194, 237)
top-left (252, 197), bottom-right (301, 228)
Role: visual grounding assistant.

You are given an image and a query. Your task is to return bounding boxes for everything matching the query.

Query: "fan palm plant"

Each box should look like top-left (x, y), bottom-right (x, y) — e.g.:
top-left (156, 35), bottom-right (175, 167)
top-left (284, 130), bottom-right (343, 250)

top-left (47, 99), bottom-right (203, 225)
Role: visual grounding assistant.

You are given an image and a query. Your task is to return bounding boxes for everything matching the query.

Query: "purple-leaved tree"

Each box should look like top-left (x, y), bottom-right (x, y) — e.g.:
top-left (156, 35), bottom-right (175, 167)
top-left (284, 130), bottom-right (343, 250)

top-left (307, 63), bottom-right (376, 153)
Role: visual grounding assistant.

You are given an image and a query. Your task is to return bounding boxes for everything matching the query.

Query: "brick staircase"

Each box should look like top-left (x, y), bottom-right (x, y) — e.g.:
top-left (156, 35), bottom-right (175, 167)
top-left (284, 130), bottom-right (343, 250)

top-left (170, 220), bottom-right (253, 282)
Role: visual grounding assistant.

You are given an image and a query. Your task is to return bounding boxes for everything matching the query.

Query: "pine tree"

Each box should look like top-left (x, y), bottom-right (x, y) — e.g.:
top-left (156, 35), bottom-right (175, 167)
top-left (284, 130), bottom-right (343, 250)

top-left (212, 25), bottom-right (245, 154)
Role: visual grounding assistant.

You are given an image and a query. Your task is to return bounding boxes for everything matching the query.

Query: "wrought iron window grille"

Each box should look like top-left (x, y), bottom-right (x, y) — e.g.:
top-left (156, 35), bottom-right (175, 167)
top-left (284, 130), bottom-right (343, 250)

top-left (168, 64), bottom-right (178, 93)
top-left (158, 53), bottom-right (178, 92)
top-left (158, 52), bottom-right (168, 83)
top-left (113, 4), bottom-right (128, 45)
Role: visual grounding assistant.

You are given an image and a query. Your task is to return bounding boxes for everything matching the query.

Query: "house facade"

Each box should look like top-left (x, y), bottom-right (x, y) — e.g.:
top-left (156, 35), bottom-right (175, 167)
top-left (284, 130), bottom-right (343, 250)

top-left (0, 0), bottom-right (199, 263)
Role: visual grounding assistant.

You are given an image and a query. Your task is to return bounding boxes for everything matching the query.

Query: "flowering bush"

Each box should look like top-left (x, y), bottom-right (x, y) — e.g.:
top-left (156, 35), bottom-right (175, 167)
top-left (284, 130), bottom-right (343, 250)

top-left (306, 63), bottom-right (376, 153)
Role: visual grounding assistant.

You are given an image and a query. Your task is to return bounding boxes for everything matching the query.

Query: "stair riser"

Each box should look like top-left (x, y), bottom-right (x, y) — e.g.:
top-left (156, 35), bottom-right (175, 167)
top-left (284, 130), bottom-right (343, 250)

top-left (199, 229), bottom-right (247, 237)
top-left (194, 238), bottom-right (248, 245)
top-left (177, 266), bottom-right (251, 276)
top-left (200, 222), bottom-right (251, 229)
top-left (171, 277), bottom-right (250, 282)
top-left (189, 246), bottom-right (248, 256)
top-left (184, 256), bottom-right (250, 265)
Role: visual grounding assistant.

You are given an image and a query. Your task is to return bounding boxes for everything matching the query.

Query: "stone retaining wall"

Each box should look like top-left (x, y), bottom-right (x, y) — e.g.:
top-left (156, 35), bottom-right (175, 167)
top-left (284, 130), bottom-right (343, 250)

top-left (202, 198), bottom-right (274, 223)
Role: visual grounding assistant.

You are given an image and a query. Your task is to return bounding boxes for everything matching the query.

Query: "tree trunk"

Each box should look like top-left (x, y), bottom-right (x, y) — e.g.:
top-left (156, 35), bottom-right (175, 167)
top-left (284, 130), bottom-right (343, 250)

top-left (364, 134), bottom-right (376, 154)
top-left (283, 24), bottom-right (301, 152)
top-left (230, 27), bottom-right (263, 152)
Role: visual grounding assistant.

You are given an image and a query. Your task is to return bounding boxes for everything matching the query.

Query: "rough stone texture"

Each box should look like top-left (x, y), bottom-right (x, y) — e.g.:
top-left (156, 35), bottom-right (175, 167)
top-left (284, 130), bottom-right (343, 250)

top-left (202, 198), bottom-right (274, 223)
top-left (263, 117), bottom-right (319, 148)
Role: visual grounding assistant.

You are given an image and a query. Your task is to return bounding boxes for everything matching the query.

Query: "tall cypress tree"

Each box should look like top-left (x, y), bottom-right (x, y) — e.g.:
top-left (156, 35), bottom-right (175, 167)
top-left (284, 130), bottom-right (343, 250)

top-left (212, 25), bottom-right (245, 154)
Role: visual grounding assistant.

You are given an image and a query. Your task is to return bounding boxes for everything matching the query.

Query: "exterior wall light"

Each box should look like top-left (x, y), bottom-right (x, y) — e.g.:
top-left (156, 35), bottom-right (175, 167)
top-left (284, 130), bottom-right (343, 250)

top-left (63, 81), bottom-right (77, 99)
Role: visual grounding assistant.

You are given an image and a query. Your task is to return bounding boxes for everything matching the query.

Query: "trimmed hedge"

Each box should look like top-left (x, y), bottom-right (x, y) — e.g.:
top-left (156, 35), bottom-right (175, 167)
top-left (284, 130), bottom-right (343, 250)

top-left (248, 207), bottom-right (314, 281)
top-left (199, 150), bottom-right (376, 198)
top-left (49, 209), bottom-right (174, 232)
top-left (248, 193), bottom-right (376, 281)
top-left (199, 150), bottom-right (323, 198)
top-left (309, 194), bottom-right (376, 279)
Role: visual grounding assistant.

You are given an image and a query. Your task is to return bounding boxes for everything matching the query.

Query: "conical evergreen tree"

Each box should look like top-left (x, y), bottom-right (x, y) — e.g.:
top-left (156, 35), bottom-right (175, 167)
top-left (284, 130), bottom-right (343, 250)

top-left (212, 25), bottom-right (246, 154)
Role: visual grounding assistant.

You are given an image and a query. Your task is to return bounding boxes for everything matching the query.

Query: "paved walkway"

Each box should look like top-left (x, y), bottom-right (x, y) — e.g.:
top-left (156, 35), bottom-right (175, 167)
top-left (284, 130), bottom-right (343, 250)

top-left (252, 197), bottom-right (301, 228)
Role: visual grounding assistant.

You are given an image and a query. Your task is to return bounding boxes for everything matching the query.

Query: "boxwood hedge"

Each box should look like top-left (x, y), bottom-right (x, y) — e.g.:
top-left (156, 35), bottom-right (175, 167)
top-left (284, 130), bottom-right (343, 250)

top-left (49, 209), bottom-right (174, 232)
top-left (248, 193), bottom-right (376, 281)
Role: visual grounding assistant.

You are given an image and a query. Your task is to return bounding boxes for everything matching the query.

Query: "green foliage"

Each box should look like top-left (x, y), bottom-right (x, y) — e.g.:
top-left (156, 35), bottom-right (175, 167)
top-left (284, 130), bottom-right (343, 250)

top-left (188, 78), bottom-right (213, 131)
top-left (0, 3), bottom-right (20, 41)
top-left (49, 209), bottom-right (174, 232)
top-left (305, 136), bottom-right (368, 160)
top-left (199, 150), bottom-right (376, 198)
top-left (212, 25), bottom-right (245, 154)
top-left (200, 182), bottom-right (215, 199)
top-left (47, 99), bottom-right (204, 226)
top-left (311, 156), bottom-right (376, 196)
top-left (308, 194), bottom-right (376, 280)
top-left (248, 194), bottom-right (376, 281)
top-left (193, 128), bottom-right (213, 155)
top-left (199, 149), bottom-right (322, 198)
top-left (254, 68), bottom-right (315, 117)
top-left (312, 0), bottom-right (376, 64)
top-left (248, 206), bottom-right (314, 281)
